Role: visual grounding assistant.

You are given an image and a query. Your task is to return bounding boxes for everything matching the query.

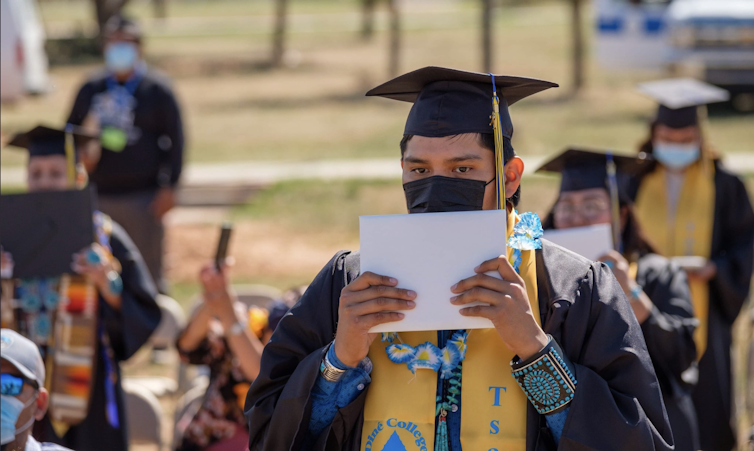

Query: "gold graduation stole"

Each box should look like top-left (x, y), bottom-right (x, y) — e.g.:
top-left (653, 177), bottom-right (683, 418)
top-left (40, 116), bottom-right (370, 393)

top-left (361, 212), bottom-right (540, 451)
top-left (634, 162), bottom-right (715, 358)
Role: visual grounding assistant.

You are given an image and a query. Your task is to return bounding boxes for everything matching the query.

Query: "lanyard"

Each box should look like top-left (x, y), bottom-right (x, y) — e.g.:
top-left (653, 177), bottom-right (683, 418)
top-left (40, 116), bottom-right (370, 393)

top-left (105, 64), bottom-right (146, 98)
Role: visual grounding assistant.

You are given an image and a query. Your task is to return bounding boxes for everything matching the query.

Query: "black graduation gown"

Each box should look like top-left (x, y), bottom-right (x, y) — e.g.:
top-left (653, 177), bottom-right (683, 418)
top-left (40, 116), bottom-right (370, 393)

top-left (33, 220), bottom-right (162, 451)
top-left (630, 162), bottom-right (754, 451)
top-left (244, 241), bottom-right (674, 451)
top-left (636, 253), bottom-right (699, 451)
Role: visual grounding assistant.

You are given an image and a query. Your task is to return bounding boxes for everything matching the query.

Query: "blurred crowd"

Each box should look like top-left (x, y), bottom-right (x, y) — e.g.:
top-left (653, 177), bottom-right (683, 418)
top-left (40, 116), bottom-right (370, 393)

top-left (1, 11), bottom-right (753, 451)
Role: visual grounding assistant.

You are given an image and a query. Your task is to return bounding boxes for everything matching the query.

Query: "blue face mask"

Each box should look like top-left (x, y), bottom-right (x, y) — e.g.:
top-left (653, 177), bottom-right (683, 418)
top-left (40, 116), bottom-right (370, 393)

top-left (652, 141), bottom-right (701, 170)
top-left (105, 42), bottom-right (139, 74)
top-left (1, 394), bottom-right (36, 445)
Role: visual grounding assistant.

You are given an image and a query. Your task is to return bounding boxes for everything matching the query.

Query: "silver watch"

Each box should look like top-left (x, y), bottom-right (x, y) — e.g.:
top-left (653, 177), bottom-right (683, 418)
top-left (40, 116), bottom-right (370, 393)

top-left (320, 346), bottom-right (347, 382)
top-left (227, 321), bottom-right (246, 336)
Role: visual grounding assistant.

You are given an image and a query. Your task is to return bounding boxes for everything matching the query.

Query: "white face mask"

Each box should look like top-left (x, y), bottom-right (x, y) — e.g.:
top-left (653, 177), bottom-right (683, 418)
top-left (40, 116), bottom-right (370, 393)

top-left (652, 141), bottom-right (701, 170)
top-left (0, 394), bottom-right (37, 446)
top-left (105, 42), bottom-right (139, 74)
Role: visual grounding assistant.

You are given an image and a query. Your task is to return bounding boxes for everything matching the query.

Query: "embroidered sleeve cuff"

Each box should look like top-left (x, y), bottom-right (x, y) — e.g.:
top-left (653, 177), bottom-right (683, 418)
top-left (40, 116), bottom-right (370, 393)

top-left (511, 335), bottom-right (577, 415)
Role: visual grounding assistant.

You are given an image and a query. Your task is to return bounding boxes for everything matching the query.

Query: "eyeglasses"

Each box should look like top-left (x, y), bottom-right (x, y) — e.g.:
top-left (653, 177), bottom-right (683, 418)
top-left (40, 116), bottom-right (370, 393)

top-left (0, 373), bottom-right (38, 396)
top-left (553, 200), bottom-right (611, 220)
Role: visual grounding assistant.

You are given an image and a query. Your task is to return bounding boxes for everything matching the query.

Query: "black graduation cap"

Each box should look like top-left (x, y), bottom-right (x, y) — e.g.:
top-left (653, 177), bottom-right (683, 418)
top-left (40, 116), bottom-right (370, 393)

top-left (536, 148), bottom-right (651, 195)
top-left (637, 78), bottom-right (730, 129)
top-left (6, 125), bottom-right (98, 159)
top-left (366, 66), bottom-right (558, 139)
top-left (0, 186), bottom-right (96, 279)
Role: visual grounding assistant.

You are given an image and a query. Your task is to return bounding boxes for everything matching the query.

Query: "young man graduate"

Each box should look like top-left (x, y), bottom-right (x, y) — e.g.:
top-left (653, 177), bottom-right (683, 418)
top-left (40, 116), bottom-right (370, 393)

top-left (0, 125), bottom-right (161, 451)
top-left (244, 67), bottom-right (674, 451)
top-left (630, 79), bottom-right (754, 451)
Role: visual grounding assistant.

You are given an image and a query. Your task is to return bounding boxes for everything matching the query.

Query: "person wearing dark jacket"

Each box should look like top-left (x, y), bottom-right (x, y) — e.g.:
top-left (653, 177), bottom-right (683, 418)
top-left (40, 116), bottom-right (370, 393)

top-left (539, 148), bottom-right (699, 451)
top-left (0, 125), bottom-right (162, 451)
top-left (631, 79), bottom-right (754, 451)
top-left (243, 67), bottom-right (674, 451)
top-left (66, 15), bottom-right (184, 293)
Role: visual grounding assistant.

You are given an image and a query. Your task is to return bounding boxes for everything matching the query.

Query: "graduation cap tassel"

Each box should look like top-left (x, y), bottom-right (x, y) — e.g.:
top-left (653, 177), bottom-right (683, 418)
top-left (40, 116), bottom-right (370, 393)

top-left (697, 104), bottom-right (713, 177)
top-left (605, 152), bottom-right (622, 252)
top-left (488, 74), bottom-right (506, 211)
top-left (64, 125), bottom-right (76, 188)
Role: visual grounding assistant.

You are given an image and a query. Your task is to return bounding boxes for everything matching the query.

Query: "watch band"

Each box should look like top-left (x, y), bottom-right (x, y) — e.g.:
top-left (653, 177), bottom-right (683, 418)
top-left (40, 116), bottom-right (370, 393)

top-left (228, 321), bottom-right (246, 336)
top-left (106, 270), bottom-right (123, 296)
top-left (630, 284), bottom-right (643, 301)
top-left (320, 346), bottom-right (346, 382)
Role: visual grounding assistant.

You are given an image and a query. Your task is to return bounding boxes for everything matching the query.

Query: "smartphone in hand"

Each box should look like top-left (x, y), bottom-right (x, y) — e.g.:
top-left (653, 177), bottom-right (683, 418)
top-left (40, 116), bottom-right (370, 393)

top-left (215, 222), bottom-right (233, 271)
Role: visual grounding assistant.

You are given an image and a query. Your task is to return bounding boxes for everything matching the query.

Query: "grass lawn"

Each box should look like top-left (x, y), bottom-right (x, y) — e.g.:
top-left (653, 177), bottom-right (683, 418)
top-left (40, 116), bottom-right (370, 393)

top-left (2, 0), bottom-right (752, 168)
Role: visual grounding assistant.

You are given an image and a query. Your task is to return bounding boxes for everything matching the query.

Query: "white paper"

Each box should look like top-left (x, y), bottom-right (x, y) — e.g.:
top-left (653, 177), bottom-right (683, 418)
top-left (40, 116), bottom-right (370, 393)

top-left (360, 210), bottom-right (506, 333)
top-left (542, 224), bottom-right (613, 262)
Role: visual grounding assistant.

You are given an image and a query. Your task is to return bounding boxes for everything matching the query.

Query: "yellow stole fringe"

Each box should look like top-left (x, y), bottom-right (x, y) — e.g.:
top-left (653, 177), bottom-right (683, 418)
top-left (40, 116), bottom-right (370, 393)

top-left (361, 211), bottom-right (540, 451)
top-left (634, 162), bottom-right (715, 358)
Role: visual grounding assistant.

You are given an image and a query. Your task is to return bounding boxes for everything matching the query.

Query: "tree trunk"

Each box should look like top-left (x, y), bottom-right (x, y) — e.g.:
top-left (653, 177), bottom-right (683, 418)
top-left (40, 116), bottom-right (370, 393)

top-left (94, 0), bottom-right (130, 37)
top-left (481, 0), bottom-right (493, 73)
top-left (571, 0), bottom-right (585, 93)
top-left (387, 0), bottom-right (400, 77)
top-left (271, 0), bottom-right (289, 67)
top-left (361, 0), bottom-right (376, 41)
top-left (153, 0), bottom-right (167, 20)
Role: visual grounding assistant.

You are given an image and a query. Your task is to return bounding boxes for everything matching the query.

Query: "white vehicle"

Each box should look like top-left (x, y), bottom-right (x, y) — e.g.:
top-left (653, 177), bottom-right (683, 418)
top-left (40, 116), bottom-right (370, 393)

top-left (594, 0), bottom-right (671, 71)
top-left (666, 0), bottom-right (754, 88)
top-left (1, 0), bottom-right (50, 102)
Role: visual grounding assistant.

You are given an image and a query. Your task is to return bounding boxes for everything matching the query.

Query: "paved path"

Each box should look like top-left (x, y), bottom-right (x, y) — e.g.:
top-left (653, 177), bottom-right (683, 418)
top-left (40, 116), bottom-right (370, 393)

top-left (3, 153), bottom-right (754, 188)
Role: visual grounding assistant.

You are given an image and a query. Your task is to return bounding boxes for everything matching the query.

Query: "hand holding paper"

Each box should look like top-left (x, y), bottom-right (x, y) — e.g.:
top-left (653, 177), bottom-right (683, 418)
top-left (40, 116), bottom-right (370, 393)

top-left (333, 271), bottom-right (417, 368)
top-left (451, 254), bottom-right (548, 361)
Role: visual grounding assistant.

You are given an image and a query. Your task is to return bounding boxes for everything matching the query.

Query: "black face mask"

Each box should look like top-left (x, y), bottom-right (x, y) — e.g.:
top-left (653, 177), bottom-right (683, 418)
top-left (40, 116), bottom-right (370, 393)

top-left (403, 175), bottom-right (495, 214)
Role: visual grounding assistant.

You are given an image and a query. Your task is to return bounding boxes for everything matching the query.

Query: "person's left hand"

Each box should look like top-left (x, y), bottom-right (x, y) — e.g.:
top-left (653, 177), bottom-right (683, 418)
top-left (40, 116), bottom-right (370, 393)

top-left (598, 250), bottom-right (633, 294)
top-left (151, 187), bottom-right (176, 220)
top-left (685, 260), bottom-right (717, 282)
top-left (72, 243), bottom-right (121, 308)
top-left (451, 255), bottom-right (548, 360)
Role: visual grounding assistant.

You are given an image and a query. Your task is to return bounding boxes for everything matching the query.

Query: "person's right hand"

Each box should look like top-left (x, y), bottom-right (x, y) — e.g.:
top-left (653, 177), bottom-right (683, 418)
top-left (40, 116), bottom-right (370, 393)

top-left (333, 272), bottom-right (417, 368)
top-left (199, 262), bottom-right (237, 327)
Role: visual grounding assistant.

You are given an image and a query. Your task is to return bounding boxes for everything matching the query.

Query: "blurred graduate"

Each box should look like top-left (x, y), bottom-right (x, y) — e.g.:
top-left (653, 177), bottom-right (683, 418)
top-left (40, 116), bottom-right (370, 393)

top-left (539, 148), bottom-right (699, 451)
top-left (244, 67), bottom-right (674, 451)
top-left (0, 126), bottom-right (161, 451)
top-left (629, 79), bottom-right (754, 451)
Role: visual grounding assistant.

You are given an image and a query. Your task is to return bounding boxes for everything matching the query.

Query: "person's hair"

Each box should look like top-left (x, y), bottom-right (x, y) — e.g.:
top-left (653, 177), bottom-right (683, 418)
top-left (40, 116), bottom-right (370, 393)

top-left (399, 133), bottom-right (521, 207)
top-left (103, 15), bottom-right (143, 42)
top-left (541, 197), bottom-right (658, 260)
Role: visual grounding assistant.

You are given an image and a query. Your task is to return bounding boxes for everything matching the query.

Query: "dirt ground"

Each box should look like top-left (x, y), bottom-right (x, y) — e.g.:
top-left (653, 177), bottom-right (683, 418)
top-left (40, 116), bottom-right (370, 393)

top-left (164, 219), bottom-right (357, 284)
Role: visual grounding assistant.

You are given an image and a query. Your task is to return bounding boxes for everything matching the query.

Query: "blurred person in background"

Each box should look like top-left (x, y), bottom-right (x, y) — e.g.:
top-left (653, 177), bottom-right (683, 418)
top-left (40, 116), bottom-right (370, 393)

top-left (174, 261), bottom-right (293, 451)
top-left (66, 15), bottom-right (185, 294)
top-left (630, 81), bottom-right (754, 451)
top-left (1, 329), bottom-right (72, 451)
top-left (540, 149), bottom-right (699, 451)
top-left (0, 126), bottom-right (161, 451)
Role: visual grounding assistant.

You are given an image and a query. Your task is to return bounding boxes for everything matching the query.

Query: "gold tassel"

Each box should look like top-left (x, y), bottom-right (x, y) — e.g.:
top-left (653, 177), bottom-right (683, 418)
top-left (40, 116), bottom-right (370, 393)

top-left (64, 128), bottom-right (76, 188)
top-left (696, 104), bottom-right (713, 177)
top-left (489, 75), bottom-right (506, 211)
